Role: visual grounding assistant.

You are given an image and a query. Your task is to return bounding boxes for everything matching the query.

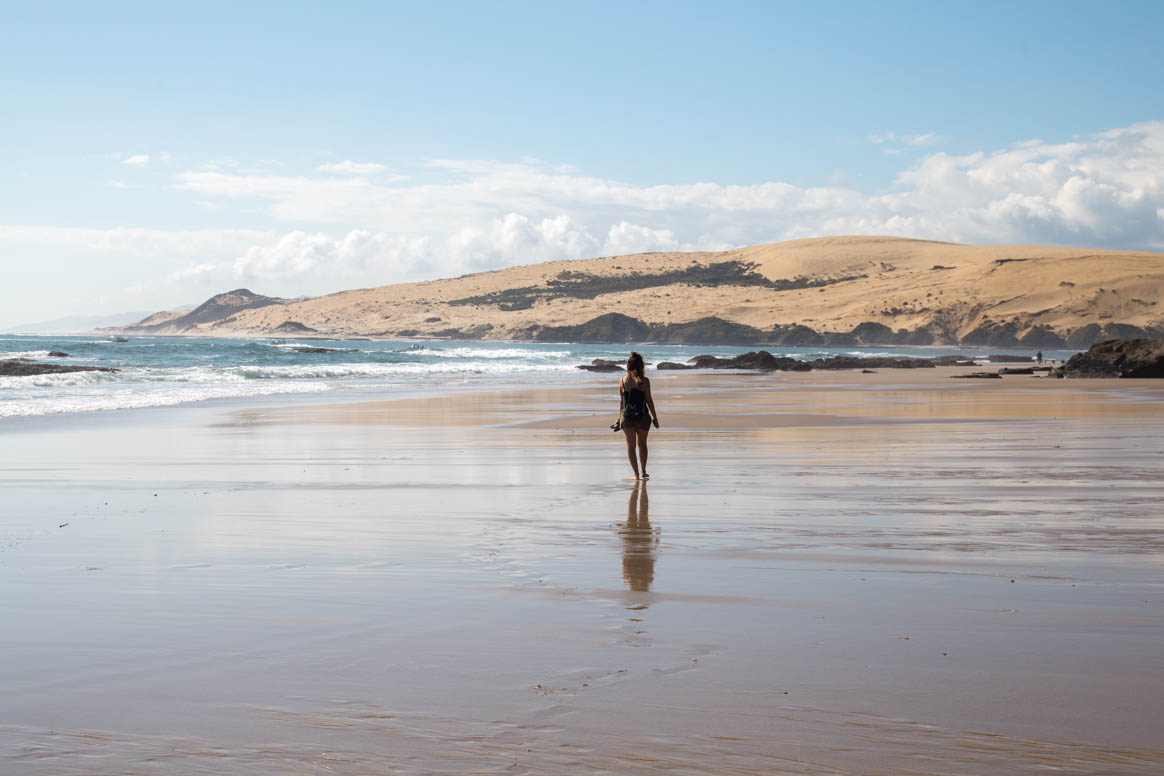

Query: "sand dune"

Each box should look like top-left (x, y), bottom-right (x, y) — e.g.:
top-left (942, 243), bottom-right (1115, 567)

top-left (122, 236), bottom-right (1164, 345)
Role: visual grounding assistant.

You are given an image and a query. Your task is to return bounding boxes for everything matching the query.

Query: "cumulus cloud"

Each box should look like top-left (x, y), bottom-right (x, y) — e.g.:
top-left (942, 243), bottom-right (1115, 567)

top-left (122, 154), bottom-right (150, 166)
top-left (6, 120), bottom-right (1164, 310)
top-left (223, 214), bottom-right (602, 285)
top-left (604, 221), bottom-right (682, 255)
top-left (220, 119), bottom-right (1161, 263)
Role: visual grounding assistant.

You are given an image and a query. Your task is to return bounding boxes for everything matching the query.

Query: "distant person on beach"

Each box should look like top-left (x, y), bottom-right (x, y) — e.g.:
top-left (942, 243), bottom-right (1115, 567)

top-left (1037, 351), bottom-right (1044, 365)
top-left (616, 351), bottom-right (659, 480)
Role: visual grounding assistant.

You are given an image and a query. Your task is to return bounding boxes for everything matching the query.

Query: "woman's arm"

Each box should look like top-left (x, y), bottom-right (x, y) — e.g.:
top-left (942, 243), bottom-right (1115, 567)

top-left (614, 377), bottom-right (624, 426)
top-left (644, 378), bottom-right (659, 428)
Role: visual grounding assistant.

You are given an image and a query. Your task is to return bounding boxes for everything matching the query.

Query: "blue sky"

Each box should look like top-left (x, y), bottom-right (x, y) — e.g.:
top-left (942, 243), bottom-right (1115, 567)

top-left (2, 0), bottom-right (1163, 326)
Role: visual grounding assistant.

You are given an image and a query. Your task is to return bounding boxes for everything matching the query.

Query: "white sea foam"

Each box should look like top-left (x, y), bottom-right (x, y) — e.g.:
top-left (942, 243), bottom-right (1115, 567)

top-left (235, 361), bottom-right (573, 379)
top-left (0, 358), bottom-right (582, 419)
top-left (407, 347), bottom-right (573, 359)
top-left (0, 380), bottom-right (331, 418)
top-left (1, 350), bottom-right (57, 359)
top-left (0, 370), bottom-right (124, 390)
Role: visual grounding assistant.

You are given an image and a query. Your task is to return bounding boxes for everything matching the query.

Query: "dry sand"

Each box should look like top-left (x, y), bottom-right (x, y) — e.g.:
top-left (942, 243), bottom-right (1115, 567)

top-left (2, 370), bottom-right (1163, 774)
top-left (149, 235), bottom-right (1164, 340)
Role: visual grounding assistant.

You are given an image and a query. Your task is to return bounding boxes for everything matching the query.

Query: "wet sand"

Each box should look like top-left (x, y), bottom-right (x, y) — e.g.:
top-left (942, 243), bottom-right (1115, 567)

top-left (2, 368), bottom-right (1163, 774)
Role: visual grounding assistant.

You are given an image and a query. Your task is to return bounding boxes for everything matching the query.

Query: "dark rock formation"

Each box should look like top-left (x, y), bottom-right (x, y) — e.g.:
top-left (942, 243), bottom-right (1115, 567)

top-left (537, 313), bottom-right (650, 343)
top-left (932, 355), bottom-right (978, 366)
top-left (896, 328), bottom-right (935, 345)
top-left (960, 321), bottom-right (1020, 347)
top-left (768, 324), bottom-right (824, 346)
top-left (649, 317), bottom-right (766, 345)
top-left (688, 351), bottom-right (811, 371)
top-left (1018, 325), bottom-right (1067, 348)
top-left (950, 372), bottom-right (1002, 379)
top-left (46, 351), bottom-right (70, 357)
top-left (519, 314), bottom-right (1153, 350)
top-left (820, 331), bottom-right (859, 347)
top-left (1065, 323), bottom-right (1150, 349)
top-left (1063, 339), bottom-right (1164, 378)
top-left (850, 321), bottom-right (896, 343)
top-left (656, 361), bottom-right (695, 370)
top-left (0, 361), bottom-right (119, 376)
top-left (1066, 323), bottom-right (1102, 348)
top-left (989, 354), bottom-right (1034, 363)
top-left (577, 358), bottom-right (626, 372)
top-left (810, 356), bottom-right (934, 370)
top-left (1103, 323), bottom-right (1150, 340)
top-left (293, 347), bottom-right (338, 354)
top-left (998, 367), bottom-right (1035, 375)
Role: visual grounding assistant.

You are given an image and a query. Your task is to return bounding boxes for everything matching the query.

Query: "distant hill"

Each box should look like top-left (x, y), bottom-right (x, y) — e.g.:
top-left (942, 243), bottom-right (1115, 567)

top-left (114, 236), bottom-right (1164, 347)
top-left (6, 310), bottom-right (167, 334)
top-left (121, 289), bottom-right (288, 333)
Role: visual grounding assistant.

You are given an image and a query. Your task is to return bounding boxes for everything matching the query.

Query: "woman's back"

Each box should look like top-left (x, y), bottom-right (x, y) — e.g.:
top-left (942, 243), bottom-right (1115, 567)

top-left (620, 375), bottom-right (649, 422)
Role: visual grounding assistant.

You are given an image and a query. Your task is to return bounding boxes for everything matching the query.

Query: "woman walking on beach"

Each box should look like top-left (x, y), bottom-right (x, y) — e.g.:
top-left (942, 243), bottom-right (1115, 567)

top-left (617, 351), bottom-right (659, 480)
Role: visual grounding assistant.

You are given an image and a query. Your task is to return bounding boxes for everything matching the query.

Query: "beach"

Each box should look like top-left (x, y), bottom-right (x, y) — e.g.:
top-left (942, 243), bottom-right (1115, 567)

top-left (2, 367), bottom-right (1163, 774)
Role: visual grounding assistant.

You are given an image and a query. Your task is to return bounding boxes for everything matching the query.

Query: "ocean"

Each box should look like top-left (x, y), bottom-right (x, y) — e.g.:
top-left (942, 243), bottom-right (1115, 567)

top-left (0, 334), bottom-right (1074, 420)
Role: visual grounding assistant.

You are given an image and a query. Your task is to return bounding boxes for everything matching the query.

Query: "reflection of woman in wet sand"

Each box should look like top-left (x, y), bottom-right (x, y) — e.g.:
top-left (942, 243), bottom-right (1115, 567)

top-left (617, 351), bottom-right (659, 480)
top-left (620, 481), bottom-right (658, 593)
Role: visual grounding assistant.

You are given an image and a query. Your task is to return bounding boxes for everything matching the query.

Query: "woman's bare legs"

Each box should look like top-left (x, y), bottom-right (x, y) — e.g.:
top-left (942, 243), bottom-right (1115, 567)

top-left (636, 427), bottom-right (650, 479)
top-left (623, 426), bottom-right (640, 479)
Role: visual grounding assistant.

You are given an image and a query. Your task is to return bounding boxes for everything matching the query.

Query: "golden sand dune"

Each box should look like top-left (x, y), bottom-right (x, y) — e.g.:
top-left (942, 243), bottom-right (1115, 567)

top-left (126, 236), bottom-right (1164, 346)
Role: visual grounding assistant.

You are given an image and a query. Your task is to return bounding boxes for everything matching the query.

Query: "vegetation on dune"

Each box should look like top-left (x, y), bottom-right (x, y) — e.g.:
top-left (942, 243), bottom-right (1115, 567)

top-left (447, 261), bottom-right (867, 311)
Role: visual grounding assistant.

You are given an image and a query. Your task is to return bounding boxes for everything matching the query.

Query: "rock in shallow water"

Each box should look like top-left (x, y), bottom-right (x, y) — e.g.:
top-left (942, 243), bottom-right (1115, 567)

top-left (576, 359), bottom-right (625, 372)
top-left (687, 351), bottom-right (810, 371)
top-left (0, 361), bottom-right (119, 376)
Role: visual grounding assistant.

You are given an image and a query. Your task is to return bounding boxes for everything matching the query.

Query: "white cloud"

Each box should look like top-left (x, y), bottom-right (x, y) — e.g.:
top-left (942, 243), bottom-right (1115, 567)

top-left (123, 154), bottom-right (150, 166)
top-left (604, 221), bottom-right (681, 255)
top-left (222, 214), bottom-right (602, 285)
top-left (905, 132), bottom-right (944, 146)
top-left (6, 120), bottom-right (1164, 313)
top-left (167, 262), bottom-right (220, 283)
top-left (0, 225), bottom-right (275, 259)
top-left (315, 160), bottom-right (389, 175)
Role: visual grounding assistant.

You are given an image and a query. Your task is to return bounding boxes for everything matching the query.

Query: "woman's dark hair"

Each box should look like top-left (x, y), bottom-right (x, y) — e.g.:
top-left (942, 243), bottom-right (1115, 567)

top-left (626, 351), bottom-right (645, 378)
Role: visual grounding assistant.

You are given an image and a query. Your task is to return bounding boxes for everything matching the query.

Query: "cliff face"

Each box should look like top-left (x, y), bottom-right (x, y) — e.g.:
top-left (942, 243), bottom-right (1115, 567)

top-left (117, 236), bottom-right (1164, 347)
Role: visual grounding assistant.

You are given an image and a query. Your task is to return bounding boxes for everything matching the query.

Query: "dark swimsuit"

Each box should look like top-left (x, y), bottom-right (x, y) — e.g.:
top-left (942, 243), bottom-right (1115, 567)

top-left (620, 378), bottom-right (652, 430)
